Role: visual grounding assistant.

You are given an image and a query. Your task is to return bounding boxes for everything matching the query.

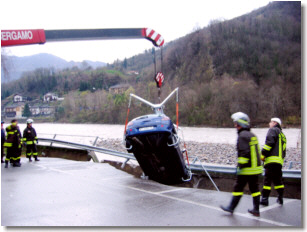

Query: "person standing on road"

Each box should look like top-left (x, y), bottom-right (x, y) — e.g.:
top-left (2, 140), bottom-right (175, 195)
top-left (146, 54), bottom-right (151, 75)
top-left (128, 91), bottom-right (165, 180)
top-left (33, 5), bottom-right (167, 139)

top-left (260, 118), bottom-right (286, 206)
top-left (22, 119), bottom-right (39, 162)
top-left (3, 119), bottom-right (22, 168)
top-left (1, 121), bottom-right (5, 163)
top-left (220, 112), bottom-right (263, 217)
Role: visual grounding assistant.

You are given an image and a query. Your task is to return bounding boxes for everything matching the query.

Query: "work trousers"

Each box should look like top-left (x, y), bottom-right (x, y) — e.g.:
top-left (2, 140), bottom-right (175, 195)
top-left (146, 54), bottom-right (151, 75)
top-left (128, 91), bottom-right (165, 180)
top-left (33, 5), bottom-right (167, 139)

top-left (262, 163), bottom-right (284, 197)
top-left (233, 174), bottom-right (261, 197)
top-left (5, 146), bottom-right (21, 164)
top-left (26, 144), bottom-right (38, 158)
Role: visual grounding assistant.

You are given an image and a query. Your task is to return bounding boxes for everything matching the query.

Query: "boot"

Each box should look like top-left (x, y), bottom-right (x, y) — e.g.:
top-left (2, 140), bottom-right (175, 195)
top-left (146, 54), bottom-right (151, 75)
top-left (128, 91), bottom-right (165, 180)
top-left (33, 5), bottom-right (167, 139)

top-left (13, 162), bottom-right (21, 167)
top-left (276, 196), bottom-right (283, 205)
top-left (4, 162), bottom-right (8, 168)
top-left (260, 197), bottom-right (269, 206)
top-left (35, 157), bottom-right (40, 161)
top-left (248, 196), bottom-right (260, 217)
top-left (29, 157), bottom-right (32, 162)
top-left (276, 188), bottom-right (284, 205)
top-left (220, 196), bottom-right (241, 214)
top-left (260, 189), bottom-right (270, 206)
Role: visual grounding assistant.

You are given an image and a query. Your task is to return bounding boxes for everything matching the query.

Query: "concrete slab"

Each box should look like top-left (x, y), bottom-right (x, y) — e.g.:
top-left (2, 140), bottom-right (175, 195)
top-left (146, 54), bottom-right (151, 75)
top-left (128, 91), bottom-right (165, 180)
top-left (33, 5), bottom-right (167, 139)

top-left (1, 157), bottom-right (301, 227)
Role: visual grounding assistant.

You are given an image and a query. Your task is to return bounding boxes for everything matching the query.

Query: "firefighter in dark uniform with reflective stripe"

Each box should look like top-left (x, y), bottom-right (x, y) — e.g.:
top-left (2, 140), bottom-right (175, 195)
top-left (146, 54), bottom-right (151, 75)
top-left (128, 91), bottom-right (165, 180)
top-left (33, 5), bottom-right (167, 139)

top-left (1, 121), bottom-right (5, 163)
top-left (220, 112), bottom-right (263, 217)
top-left (260, 117), bottom-right (286, 206)
top-left (22, 119), bottom-right (39, 162)
top-left (3, 119), bottom-right (22, 168)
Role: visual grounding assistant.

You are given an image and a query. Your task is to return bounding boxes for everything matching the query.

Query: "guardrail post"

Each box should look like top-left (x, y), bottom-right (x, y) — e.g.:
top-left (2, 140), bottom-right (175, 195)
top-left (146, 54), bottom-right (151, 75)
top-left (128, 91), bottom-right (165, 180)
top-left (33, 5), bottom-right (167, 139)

top-left (50, 134), bottom-right (57, 147)
top-left (92, 136), bottom-right (99, 146)
top-left (121, 158), bottom-right (130, 169)
top-left (88, 151), bottom-right (99, 163)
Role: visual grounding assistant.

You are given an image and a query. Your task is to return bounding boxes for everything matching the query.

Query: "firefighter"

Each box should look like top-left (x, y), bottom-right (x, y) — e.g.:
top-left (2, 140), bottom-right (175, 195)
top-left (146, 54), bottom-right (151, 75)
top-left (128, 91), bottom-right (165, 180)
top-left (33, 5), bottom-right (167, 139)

top-left (260, 118), bottom-right (286, 206)
top-left (23, 119), bottom-right (39, 162)
top-left (3, 119), bottom-right (22, 168)
top-left (220, 112), bottom-right (263, 217)
top-left (1, 121), bottom-right (5, 163)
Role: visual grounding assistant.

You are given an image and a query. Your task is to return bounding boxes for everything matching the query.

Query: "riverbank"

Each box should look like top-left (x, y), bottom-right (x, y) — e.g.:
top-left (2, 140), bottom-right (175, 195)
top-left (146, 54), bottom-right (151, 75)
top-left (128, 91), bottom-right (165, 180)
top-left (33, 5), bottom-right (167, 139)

top-left (20, 123), bottom-right (301, 148)
top-left (20, 123), bottom-right (300, 169)
top-left (96, 138), bottom-right (301, 170)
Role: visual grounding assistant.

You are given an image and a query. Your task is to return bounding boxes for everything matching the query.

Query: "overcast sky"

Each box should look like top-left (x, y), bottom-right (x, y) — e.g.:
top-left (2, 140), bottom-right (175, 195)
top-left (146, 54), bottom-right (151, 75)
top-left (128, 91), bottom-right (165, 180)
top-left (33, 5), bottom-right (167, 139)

top-left (1, 0), bottom-right (279, 63)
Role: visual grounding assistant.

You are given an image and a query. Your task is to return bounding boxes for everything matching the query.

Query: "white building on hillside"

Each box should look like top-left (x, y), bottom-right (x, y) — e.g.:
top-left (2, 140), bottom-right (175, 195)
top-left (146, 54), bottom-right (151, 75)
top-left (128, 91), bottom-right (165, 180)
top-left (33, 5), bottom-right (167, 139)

top-left (43, 93), bottom-right (58, 102)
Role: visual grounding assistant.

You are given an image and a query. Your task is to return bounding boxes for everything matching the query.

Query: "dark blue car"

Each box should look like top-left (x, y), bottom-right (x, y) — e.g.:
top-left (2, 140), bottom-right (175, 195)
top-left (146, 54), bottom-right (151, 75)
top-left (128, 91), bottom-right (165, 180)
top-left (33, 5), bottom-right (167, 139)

top-left (125, 113), bottom-right (189, 185)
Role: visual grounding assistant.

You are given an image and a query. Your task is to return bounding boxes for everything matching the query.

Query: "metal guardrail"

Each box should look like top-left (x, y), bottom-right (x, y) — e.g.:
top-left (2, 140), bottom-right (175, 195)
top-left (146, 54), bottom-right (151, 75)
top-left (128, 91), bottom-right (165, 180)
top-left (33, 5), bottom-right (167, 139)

top-left (38, 138), bottom-right (135, 161)
top-left (189, 163), bottom-right (301, 179)
top-left (37, 138), bottom-right (301, 179)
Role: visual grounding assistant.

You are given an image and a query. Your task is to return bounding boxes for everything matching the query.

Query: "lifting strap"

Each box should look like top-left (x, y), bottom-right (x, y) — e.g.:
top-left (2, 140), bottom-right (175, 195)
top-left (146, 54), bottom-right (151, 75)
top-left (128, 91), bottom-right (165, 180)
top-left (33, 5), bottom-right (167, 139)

top-left (176, 93), bottom-right (190, 166)
top-left (123, 97), bottom-right (132, 136)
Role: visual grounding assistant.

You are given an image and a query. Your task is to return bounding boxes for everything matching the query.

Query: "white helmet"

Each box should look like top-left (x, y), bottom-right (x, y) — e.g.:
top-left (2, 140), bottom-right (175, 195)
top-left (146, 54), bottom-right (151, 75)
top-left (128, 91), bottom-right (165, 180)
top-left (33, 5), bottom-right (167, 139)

top-left (26, 119), bottom-right (33, 124)
top-left (271, 117), bottom-right (281, 126)
top-left (231, 112), bottom-right (250, 128)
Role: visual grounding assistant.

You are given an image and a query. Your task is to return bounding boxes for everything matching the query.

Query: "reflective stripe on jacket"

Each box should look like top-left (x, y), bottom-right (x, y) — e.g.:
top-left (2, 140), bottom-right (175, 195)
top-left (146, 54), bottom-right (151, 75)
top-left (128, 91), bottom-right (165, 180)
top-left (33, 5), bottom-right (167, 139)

top-left (236, 129), bottom-right (263, 175)
top-left (4, 125), bottom-right (22, 148)
top-left (22, 127), bottom-right (37, 144)
top-left (262, 125), bottom-right (287, 166)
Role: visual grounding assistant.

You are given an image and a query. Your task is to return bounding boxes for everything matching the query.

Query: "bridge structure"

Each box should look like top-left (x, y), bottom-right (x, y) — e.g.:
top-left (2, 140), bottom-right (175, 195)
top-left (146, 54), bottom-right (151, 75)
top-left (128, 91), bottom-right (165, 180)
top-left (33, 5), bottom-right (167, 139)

top-left (37, 137), bottom-right (301, 180)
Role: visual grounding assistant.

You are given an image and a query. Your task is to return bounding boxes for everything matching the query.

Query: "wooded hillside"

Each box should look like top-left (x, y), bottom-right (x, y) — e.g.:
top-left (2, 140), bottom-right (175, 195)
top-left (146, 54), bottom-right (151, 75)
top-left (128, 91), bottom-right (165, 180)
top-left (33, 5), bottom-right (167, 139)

top-left (1, 1), bottom-right (301, 126)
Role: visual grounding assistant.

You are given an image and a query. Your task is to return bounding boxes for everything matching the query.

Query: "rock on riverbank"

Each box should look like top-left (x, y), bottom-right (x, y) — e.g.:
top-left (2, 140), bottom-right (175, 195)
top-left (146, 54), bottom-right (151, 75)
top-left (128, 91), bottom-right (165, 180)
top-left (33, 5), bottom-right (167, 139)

top-left (96, 138), bottom-right (301, 170)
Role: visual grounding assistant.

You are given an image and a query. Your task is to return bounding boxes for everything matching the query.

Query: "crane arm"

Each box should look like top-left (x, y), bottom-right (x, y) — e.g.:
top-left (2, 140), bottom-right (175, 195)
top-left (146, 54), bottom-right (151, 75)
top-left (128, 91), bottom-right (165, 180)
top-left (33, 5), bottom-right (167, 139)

top-left (1, 28), bottom-right (164, 47)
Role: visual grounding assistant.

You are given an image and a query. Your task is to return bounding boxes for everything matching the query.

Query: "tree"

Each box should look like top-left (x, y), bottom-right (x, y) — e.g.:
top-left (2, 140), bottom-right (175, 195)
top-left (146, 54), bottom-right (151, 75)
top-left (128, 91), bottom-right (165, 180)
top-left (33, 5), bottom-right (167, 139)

top-left (79, 81), bottom-right (89, 91)
top-left (23, 103), bottom-right (32, 117)
top-left (55, 106), bottom-right (65, 120)
top-left (123, 58), bottom-right (128, 69)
